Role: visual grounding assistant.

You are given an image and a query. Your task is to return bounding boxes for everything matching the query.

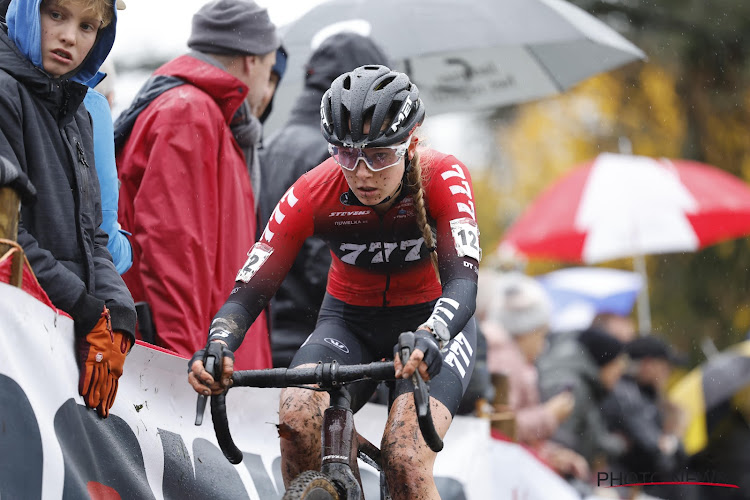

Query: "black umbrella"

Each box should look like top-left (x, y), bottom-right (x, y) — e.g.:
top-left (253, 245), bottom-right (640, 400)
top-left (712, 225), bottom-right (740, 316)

top-left (265, 0), bottom-right (645, 132)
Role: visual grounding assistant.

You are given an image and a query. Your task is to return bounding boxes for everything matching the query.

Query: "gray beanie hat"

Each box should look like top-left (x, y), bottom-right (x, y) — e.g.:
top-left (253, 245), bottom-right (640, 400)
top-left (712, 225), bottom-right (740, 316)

top-left (188, 0), bottom-right (280, 56)
top-left (492, 273), bottom-right (552, 337)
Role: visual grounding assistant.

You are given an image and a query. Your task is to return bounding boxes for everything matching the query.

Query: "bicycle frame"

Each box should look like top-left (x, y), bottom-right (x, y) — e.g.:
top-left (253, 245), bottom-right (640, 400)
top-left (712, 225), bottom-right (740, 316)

top-left (320, 385), bottom-right (380, 500)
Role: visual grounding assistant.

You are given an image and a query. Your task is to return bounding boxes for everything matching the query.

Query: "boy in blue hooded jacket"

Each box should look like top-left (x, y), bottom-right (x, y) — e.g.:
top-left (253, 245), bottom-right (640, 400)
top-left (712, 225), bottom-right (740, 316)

top-left (0, 0), bottom-right (136, 418)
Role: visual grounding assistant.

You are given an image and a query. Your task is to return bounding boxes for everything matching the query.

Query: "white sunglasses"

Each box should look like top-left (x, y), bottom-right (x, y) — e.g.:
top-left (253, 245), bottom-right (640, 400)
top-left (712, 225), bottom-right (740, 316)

top-left (328, 139), bottom-right (411, 172)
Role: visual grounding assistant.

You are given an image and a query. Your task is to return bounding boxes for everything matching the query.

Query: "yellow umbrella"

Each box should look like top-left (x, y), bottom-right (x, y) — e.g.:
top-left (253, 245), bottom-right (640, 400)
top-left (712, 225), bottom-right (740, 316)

top-left (668, 340), bottom-right (750, 455)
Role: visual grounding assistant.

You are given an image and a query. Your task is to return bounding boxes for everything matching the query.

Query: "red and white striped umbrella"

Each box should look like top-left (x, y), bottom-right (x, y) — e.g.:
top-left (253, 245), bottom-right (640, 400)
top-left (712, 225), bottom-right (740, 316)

top-left (501, 153), bottom-right (750, 263)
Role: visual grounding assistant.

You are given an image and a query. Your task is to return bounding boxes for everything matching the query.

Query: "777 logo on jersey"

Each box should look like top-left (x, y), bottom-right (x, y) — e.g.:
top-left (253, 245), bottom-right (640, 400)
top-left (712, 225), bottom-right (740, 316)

top-left (339, 238), bottom-right (425, 265)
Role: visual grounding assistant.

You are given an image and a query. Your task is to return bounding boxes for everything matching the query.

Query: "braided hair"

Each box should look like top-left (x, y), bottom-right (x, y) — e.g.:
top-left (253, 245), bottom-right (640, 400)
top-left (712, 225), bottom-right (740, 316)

top-left (406, 150), bottom-right (439, 281)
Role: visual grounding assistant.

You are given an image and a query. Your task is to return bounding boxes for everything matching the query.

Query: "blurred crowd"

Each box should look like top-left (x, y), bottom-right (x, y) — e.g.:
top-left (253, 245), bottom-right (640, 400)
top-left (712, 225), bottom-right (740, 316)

top-left (472, 262), bottom-right (750, 500)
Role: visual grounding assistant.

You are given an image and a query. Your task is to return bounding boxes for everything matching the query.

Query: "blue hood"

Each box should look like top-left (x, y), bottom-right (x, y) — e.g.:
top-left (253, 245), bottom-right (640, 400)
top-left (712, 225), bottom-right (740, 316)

top-left (6, 0), bottom-right (116, 84)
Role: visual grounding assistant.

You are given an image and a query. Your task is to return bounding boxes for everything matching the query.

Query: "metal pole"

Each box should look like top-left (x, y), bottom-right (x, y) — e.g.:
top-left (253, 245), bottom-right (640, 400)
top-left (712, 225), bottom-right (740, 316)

top-left (633, 253), bottom-right (651, 333)
top-left (618, 136), bottom-right (651, 333)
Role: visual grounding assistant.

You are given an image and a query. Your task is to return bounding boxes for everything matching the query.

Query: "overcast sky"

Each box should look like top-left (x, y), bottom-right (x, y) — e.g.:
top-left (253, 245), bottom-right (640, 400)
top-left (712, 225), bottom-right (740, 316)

top-left (110, 0), bottom-right (327, 63)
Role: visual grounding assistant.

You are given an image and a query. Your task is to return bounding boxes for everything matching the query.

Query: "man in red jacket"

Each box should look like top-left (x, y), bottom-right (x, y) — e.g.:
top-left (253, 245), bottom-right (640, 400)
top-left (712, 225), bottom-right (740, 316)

top-left (114, 0), bottom-right (279, 369)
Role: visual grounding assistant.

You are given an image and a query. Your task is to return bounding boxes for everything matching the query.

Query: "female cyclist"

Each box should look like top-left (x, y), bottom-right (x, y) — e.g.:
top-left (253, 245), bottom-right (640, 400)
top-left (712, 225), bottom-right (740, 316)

top-left (188, 65), bottom-right (480, 499)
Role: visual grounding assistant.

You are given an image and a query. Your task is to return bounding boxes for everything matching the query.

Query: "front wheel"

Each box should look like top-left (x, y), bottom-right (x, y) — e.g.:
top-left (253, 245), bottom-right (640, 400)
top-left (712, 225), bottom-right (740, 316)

top-left (282, 470), bottom-right (341, 500)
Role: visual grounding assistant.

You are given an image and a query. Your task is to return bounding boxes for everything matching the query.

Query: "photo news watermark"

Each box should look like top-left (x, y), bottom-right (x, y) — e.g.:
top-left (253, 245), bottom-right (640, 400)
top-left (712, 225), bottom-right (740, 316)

top-left (597, 470), bottom-right (739, 489)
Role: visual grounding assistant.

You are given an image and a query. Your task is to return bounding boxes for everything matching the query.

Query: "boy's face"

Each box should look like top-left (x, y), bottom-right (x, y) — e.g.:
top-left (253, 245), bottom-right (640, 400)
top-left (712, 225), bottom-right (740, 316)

top-left (40, 0), bottom-right (101, 77)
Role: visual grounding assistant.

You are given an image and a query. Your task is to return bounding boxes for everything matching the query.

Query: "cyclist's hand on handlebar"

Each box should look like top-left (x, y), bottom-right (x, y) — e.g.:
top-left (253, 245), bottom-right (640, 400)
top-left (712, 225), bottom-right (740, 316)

top-left (394, 329), bottom-right (442, 381)
top-left (187, 341), bottom-right (235, 396)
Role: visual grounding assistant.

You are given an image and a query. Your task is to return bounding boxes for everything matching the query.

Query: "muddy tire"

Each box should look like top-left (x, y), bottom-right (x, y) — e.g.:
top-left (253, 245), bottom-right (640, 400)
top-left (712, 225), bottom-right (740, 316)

top-left (282, 470), bottom-right (340, 500)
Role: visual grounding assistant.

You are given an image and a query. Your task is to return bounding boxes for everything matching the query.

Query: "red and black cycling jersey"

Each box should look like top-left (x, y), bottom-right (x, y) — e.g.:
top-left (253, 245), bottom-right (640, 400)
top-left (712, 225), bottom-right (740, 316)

top-left (211, 149), bottom-right (480, 349)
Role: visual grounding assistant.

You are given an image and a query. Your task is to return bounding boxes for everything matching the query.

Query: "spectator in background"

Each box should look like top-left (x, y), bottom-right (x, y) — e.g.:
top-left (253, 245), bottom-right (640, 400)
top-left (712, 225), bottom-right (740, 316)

top-left (114, 0), bottom-right (280, 368)
top-left (688, 386), bottom-right (750, 500)
top-left (483, 272), bottom-right (588, 479)
top-left (251, 43), bottom-right (286, 236)
top-left (591, 311), bottom-right (636, 343)
top-left (1, 0), bottom-right (135, 417)
top-left (538, 326), bottom-right (627, 469)
top-left (258, 32), bottom-right (390, 367)
top-left (602, 335), bottom-right (689, 499)
top-left (485, 273), bottom-right (574, 441)
top-left (84, 56), bottom-right (133, 274)
top-left (257, 44), bottom-right (287, 124)
top-left (247, 44), bottom-right (287, 215)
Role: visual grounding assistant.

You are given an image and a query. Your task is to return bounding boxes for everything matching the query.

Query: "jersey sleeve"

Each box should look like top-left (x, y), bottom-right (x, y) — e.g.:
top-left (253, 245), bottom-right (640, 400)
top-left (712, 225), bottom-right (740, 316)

top-left (421, 154), bottom-right (481, 342)
top-left (209, 177), bottom-right (316, 351)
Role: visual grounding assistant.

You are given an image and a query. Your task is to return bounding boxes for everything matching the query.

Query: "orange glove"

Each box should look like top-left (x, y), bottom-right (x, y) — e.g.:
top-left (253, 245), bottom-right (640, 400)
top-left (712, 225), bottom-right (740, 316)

top-left (97, 330), bottom-right (131, 418)
top-left (76, 307), bottom-right (132, 418)
top-left (77, 307), bottom-right (113, 411)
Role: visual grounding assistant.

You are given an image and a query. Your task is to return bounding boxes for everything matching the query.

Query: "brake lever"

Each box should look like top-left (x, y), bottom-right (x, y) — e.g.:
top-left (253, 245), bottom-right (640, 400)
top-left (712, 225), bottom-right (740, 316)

top-left (398, 331), bottom-right (428, 415)
top-left (398, 331), bottom-right (415, 371)
top-left (195, 353), bottom-right (216, 426)
top-left (411, 372), bottom-right (430, 418)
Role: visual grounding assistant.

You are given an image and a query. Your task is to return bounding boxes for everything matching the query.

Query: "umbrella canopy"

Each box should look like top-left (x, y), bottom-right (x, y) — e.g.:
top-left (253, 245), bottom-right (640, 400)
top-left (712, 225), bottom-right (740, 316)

top-left (537, 267), bottom-right (643, 332)
top-left (501, 153), bottom-right (750, 264)
top-left (668, 341), bottom-right (750, 455)
top-left (264, 0), bottom-right (645, 132)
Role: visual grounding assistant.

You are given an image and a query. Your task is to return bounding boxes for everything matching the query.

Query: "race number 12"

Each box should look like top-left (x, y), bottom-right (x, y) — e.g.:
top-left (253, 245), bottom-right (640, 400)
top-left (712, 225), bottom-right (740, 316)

top-left (450, 218), bottom-right (481, 261)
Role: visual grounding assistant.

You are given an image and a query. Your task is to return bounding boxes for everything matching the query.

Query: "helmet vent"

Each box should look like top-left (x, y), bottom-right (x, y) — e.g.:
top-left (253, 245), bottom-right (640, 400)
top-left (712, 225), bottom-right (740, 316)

top-left (340, 107), bottom-right (351, 136)
top-left (342, 75), bottom-right (352, 90)
top-left (362, 109), bottom-right (375, 133)
top-left (384, 101), bottom-right (403, 135)
top-left (374, 76), bottom-right (396, 91)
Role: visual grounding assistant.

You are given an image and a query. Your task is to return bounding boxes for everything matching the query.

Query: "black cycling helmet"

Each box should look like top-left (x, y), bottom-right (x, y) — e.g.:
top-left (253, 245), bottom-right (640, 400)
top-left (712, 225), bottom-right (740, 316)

top-left (321, 65), bottom-right (425, 148)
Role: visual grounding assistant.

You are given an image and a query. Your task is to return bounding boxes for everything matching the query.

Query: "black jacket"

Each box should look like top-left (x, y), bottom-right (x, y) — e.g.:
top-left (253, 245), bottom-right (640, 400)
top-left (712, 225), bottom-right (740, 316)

top-left (258, 32), bottom-right (390, 367)
top-left (0, 25), bottom-right (135, 337)
top-left (258, 89), bottom-right (332, 367)
top-left (602, 375), bottom-right (685, 474)
top-left (538, 333), bottom-right (626, 464)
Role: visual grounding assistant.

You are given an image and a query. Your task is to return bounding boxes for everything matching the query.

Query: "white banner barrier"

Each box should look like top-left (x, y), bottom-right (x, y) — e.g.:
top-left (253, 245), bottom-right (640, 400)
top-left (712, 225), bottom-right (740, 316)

top-left (0, 281), bottom-right (583, 499)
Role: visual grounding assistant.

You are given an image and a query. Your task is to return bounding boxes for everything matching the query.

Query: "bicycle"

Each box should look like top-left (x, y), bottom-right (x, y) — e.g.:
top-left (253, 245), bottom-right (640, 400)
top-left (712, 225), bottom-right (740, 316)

top-left (195, 331), bottom-right (444, 500)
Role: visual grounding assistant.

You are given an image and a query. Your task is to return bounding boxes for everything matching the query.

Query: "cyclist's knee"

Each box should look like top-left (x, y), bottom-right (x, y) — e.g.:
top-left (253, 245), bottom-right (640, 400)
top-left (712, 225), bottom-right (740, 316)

top-left (278, 386), bottom-right (328, 438)
top-left (278, 385), bottom-right (330, 485)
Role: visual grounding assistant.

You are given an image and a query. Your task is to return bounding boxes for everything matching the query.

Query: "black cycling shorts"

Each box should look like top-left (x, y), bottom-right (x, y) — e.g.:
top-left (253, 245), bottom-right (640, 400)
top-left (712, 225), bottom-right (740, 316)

top-left (289, 294), bottom-right (477, 416)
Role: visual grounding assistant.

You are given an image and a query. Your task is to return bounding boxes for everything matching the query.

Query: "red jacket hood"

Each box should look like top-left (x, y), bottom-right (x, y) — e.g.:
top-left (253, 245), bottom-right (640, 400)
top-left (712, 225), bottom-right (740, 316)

top-left (154, 54), bottom-right (248, 125)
